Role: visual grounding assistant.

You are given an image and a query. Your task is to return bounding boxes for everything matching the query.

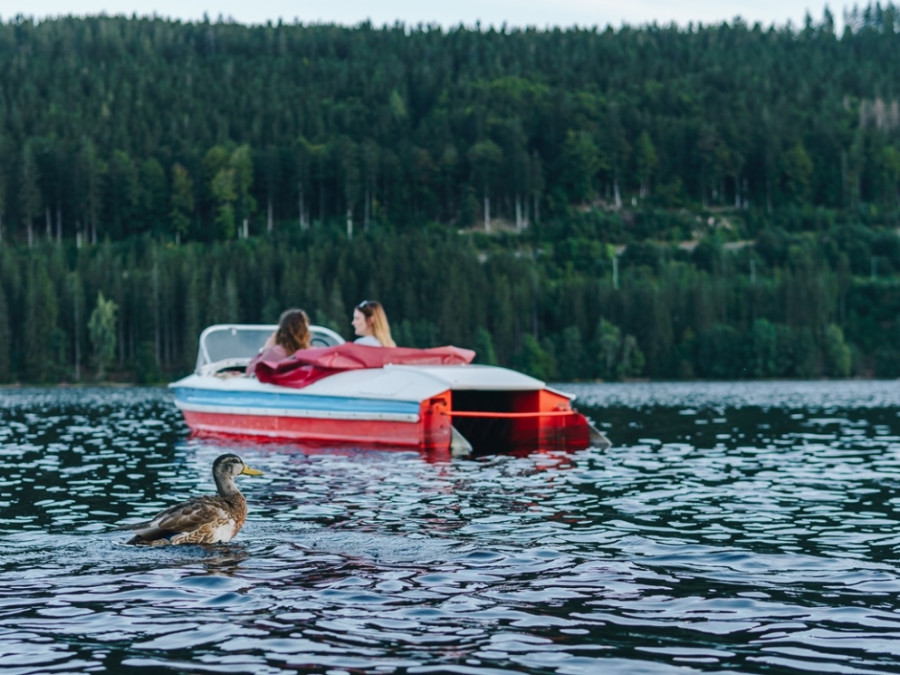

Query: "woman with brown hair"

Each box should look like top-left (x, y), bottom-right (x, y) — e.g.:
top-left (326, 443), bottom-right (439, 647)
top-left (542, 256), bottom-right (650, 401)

top-left (271, 308), bottom-right (311, 353)
top-left (246, 308), bottom-right (311, 376)
top-left (352, 300), bottom-right (396, 347)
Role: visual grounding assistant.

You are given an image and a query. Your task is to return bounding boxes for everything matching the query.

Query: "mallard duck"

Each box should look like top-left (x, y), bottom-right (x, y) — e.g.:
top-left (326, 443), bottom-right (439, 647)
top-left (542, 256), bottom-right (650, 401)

top-left (121, 453), bottom-right (263, 546)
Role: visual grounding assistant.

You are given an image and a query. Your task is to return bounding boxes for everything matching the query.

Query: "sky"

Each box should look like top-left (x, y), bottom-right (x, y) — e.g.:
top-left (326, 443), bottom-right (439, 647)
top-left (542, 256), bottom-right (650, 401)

top-left (4, 1), bottom-right (846, 31)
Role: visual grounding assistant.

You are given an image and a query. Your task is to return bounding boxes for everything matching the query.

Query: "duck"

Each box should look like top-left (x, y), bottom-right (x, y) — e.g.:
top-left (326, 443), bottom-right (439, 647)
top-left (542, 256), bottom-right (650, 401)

top-left (121, 453), bottom-right (263, 546)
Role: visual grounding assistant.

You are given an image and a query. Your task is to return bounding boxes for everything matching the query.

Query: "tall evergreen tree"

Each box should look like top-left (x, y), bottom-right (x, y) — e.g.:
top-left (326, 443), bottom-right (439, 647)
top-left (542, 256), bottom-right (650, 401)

top-left (22, 262), bottom-right (58, 382)
top-left (88, 292), bottom-right (118, 381)
top-left (19, 140), bottom-right (42, 248)
top-left (0, 283), bottom-right (10, 382)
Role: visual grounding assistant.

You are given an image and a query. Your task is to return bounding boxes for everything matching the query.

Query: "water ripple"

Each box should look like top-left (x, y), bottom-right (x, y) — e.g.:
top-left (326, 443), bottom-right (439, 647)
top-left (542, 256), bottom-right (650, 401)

top-left (2, 384), bottom-right (900, 673)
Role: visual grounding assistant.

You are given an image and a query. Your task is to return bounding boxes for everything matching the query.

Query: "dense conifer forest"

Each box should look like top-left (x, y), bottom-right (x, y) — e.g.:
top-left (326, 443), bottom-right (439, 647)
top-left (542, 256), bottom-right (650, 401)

top-left (1, 6), bottom-right (900, 383)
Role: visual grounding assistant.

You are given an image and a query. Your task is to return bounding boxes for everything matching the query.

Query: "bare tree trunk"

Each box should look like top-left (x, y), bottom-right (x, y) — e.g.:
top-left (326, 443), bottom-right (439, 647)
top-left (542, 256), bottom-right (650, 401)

top-left (118, 320), bottom-right (125, 373)
top-left (346, 206), bottom-right (353, 240)
top-left (364, 188), bottom-right (371, 232)
top-left (154, 263), bottom-right (161, 366)
top-left (267, 198), bottom-right (273, 233)
top-left (613, 176), bottom-right (622, 209)
top-left (840, 152), bottom-right (848, 207)
top-left (45, 207), bottom-right (52, 239)
top-left (73, 292), bottom-right (80, 381)
top-left (299, 184), bottom-right (309, 230)
top-left (515, 194), bottom-right (523, 232)
top-left (27, 220), bottom-right (34, 248)
top-left (298, 185), bottom-right (303, 229)
top-left (56, 204), bottom-right (62, 244)
top-left (165, 303), bottom-right (172, 367)
top-left (483, 193), bottom-right (491, 232)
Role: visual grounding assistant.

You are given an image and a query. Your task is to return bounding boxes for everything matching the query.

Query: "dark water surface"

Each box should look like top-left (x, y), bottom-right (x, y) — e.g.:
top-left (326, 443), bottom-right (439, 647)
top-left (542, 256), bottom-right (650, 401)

top-left (2, 381), bottom-right (900, 674)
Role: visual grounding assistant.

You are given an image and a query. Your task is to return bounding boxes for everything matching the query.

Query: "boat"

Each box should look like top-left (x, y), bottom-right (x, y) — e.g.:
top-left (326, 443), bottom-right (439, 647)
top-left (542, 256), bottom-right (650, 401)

top-left (169, 324), bottom-right (610, 458)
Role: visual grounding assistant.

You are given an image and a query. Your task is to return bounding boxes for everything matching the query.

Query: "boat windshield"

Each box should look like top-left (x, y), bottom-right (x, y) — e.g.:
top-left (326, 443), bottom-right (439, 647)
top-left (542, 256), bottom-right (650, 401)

top-left (195, 324), bottom-right (344, 374)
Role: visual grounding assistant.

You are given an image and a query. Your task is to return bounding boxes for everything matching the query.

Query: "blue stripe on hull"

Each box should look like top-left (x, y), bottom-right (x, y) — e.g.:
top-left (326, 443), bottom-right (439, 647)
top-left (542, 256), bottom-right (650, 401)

top-left (172, 386), bottom-right (421, 417)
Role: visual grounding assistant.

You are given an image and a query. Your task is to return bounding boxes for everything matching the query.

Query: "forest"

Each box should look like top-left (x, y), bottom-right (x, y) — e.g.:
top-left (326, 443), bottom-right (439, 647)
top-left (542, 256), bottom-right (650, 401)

top-left (1, 5), bottom-right (900, 383)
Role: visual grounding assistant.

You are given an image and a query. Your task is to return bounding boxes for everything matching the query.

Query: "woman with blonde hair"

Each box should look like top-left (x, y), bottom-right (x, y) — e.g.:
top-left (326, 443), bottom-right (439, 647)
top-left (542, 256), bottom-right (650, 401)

top-left (352, 300), bottom-right (396, 347)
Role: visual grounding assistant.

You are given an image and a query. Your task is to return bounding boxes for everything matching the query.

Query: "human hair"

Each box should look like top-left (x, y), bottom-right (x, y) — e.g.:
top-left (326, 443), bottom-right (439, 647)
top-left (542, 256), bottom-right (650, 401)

top-left (356, 300), bottom-right (396, 347)
top-left (274, 308), bottom-right (311, 353)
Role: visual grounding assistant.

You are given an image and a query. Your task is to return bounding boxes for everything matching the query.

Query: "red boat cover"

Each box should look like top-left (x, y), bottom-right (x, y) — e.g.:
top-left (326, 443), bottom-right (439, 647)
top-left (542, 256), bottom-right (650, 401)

top-left (251, 342), bottom-right (476, 389)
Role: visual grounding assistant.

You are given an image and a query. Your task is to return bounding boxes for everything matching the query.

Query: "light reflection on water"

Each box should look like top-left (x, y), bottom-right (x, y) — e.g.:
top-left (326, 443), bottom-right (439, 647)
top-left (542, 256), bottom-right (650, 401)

top-left (2, 382), bottom-right (900, 674)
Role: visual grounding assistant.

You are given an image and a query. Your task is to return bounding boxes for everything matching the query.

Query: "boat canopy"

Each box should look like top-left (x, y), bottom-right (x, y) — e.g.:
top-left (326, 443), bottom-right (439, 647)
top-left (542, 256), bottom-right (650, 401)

top-left (252, 343), bottom-right (476, 389)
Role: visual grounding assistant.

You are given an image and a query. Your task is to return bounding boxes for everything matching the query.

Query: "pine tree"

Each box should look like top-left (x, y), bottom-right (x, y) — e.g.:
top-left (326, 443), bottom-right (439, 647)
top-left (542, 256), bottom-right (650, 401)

top-left (23, 262), bottom-right (58, 382)
top-left (0, 283), bottom-right (10, 382)
top-left (170, 163), bottom-right (195, 243)
top-left (88, 291), bottom-right (118, 381)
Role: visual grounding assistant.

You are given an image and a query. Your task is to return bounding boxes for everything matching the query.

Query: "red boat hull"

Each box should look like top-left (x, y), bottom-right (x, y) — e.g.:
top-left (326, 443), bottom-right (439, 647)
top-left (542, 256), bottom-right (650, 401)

top-left (179, 388), bottom-right (596, 455)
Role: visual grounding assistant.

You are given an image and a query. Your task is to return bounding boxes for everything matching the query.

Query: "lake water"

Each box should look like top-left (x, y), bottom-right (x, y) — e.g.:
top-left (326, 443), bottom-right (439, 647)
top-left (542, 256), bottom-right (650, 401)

top-left (2, 381), bottom-right (900, 674)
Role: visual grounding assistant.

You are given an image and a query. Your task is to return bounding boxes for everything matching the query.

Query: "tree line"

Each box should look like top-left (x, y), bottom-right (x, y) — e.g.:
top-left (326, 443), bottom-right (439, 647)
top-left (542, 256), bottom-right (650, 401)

top-left (0, 7), bottom-right (899, 245)
top-left (2, 215), bottom-right (900, 384)
top-left (2, 9), bottom-right (900, 384)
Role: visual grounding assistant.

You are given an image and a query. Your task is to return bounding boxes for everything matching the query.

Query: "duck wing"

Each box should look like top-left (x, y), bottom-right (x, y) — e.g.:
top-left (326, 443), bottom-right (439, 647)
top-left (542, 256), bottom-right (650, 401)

top-left (124, 496), bottom-right (236, 544)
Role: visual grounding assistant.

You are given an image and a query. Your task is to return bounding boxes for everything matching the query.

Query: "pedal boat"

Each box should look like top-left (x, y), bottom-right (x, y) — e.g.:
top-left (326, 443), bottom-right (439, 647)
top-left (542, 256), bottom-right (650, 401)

top-left (169, 324), bottom-right (609, 457)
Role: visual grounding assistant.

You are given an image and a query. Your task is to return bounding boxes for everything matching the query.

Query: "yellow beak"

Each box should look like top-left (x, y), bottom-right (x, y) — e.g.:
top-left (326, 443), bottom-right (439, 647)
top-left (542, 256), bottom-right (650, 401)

top-left (241, 465), bottom-right (264, 476)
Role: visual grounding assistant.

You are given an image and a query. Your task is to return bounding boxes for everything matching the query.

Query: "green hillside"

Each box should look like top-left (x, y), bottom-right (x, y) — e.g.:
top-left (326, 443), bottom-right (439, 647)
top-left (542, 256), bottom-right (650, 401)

top-left (1, 8), bottom-right (899, 382)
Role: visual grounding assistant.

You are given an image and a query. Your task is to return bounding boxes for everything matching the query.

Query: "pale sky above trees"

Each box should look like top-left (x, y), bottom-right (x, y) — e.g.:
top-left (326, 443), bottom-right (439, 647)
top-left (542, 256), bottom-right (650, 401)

top-left (6, 1), bottom-right (841, 30)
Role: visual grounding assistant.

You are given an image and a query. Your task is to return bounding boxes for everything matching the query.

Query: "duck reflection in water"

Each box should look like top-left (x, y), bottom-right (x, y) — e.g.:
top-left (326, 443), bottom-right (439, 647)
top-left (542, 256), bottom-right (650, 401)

top-left (118, 453), bottom-right (263, 546)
